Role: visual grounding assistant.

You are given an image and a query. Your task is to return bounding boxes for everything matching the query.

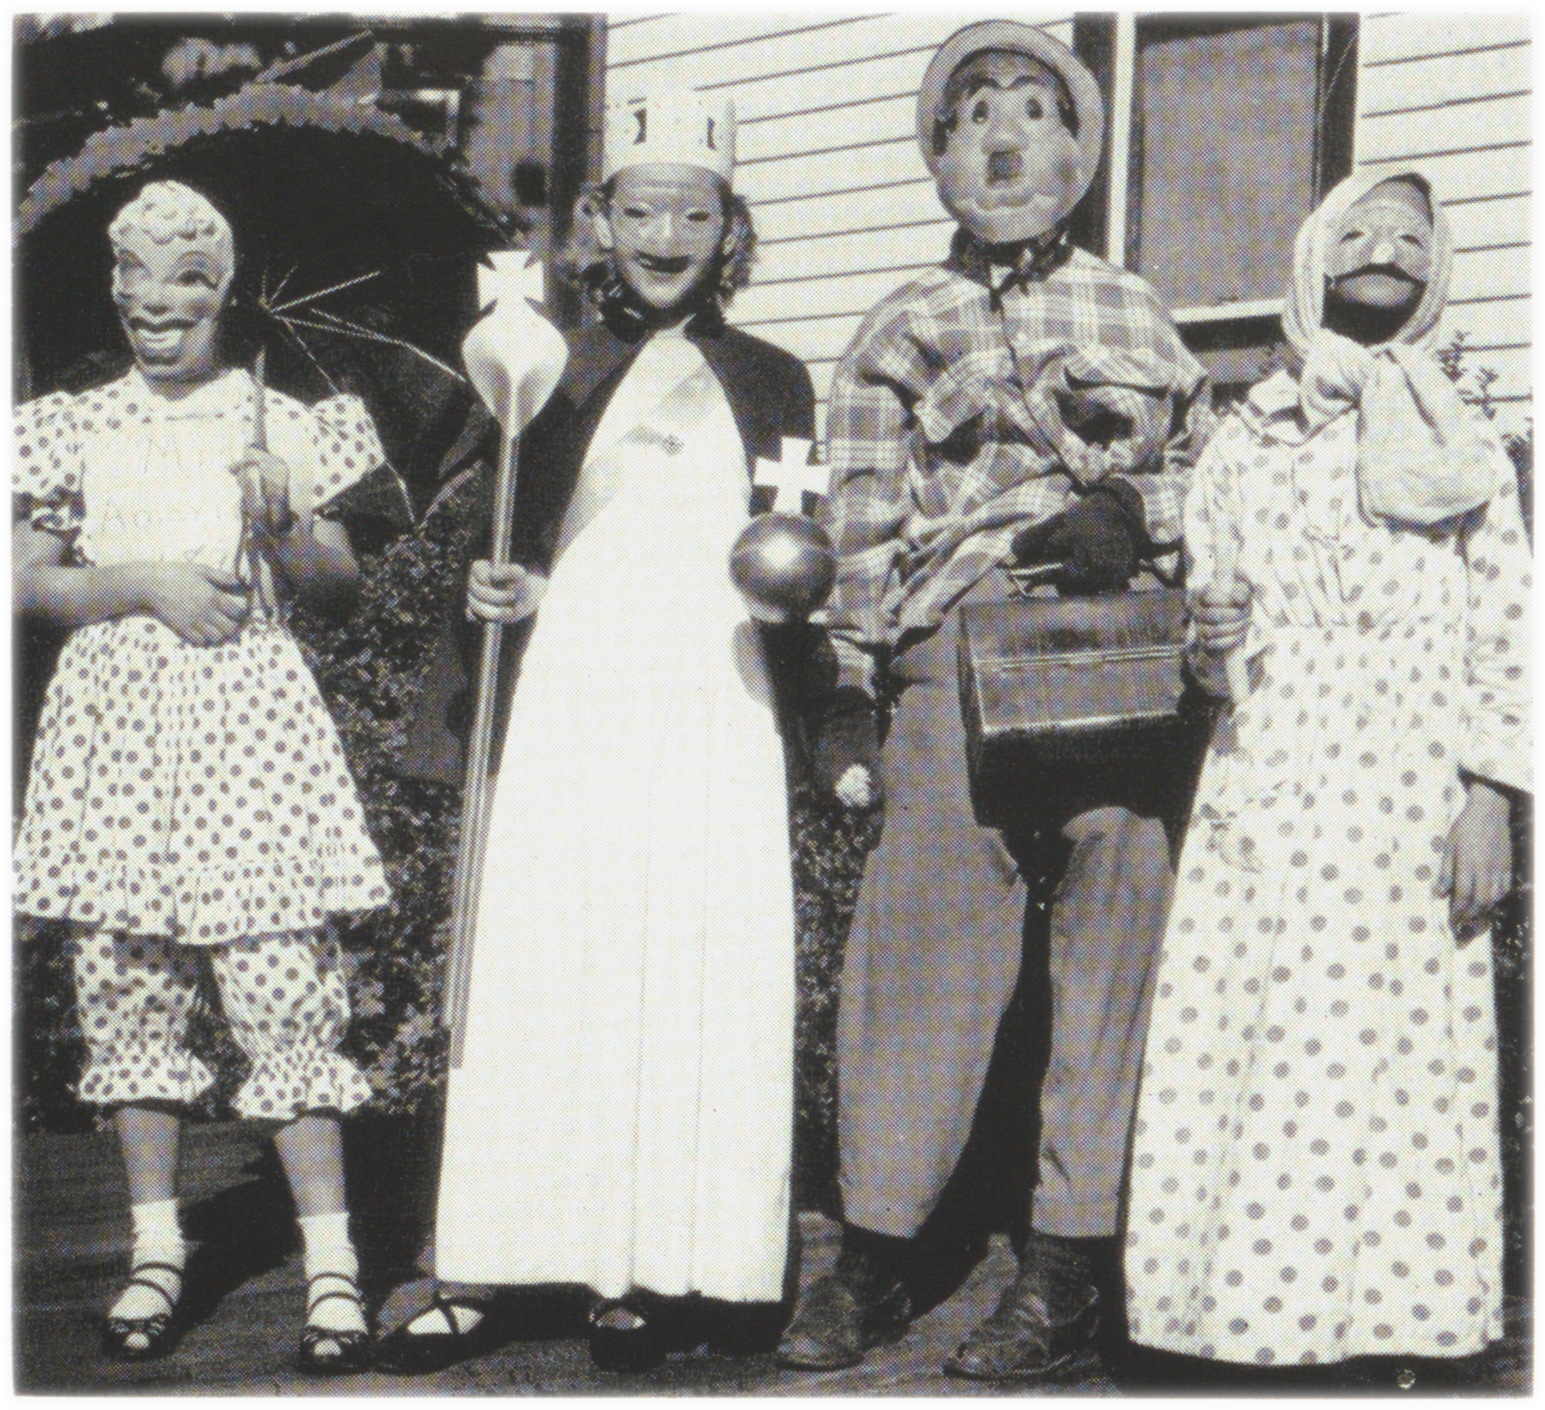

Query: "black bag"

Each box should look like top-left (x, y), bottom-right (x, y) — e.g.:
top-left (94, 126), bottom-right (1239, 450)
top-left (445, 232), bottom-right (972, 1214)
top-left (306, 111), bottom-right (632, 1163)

top-left (957, 589), bottom-right (1201, 828)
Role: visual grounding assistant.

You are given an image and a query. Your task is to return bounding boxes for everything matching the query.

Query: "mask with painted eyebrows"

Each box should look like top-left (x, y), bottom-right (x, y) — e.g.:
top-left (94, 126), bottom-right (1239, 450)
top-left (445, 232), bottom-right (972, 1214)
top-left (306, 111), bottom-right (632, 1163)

top-left (933, 49), bottom-right (1085, 246)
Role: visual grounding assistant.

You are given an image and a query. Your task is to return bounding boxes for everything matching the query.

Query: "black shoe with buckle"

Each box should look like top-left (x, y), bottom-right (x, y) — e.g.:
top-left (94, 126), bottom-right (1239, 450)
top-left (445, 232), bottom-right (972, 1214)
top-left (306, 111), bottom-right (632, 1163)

top-left (296, 1272), bottom-right (372, 1376)
top-left (944, 1232), bottom-right (1101, 1381)
top-left (776, 1244), bottom-right (913, 1371)
top-left (101, 1261), bottom-right (184, 1362)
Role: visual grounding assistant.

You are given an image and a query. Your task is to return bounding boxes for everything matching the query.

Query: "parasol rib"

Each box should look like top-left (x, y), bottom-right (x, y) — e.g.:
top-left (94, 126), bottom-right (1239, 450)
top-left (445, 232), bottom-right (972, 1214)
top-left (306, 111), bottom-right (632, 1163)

top-left (275, 308), bottom-right (467, 383)
top-left (270, 267), bottom-right (387, 314)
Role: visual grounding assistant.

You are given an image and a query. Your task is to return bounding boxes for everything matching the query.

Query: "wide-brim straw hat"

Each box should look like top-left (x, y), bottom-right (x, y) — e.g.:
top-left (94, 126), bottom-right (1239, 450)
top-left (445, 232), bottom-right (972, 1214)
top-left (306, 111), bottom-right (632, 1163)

top-left (916, 20), bottom-right (1105, 196)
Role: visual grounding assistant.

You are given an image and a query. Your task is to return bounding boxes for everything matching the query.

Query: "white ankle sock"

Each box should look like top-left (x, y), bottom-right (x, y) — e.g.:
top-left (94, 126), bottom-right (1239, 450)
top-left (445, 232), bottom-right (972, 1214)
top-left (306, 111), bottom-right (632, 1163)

top-left (298, 1213), bottom-right (365, 1334)
top-left (111, 1200), bottom-right (185, 1331)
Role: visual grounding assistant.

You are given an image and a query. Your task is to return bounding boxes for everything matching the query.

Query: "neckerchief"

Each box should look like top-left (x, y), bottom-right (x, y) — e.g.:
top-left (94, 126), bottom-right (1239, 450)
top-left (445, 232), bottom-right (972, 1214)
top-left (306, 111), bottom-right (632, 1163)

top-left (1282, 168), bottom-right (1496, 527)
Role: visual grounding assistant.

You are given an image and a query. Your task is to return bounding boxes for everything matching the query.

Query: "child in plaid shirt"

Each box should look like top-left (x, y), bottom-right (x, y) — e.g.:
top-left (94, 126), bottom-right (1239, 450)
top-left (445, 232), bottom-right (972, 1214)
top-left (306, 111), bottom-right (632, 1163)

top-left (778, 22), bottom-right (1208, 1381)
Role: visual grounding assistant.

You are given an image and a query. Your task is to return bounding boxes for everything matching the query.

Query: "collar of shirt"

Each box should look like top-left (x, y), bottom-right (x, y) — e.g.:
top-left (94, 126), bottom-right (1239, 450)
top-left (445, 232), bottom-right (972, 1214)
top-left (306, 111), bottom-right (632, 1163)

top-left (123, 365), bottom-right (250, 421)
top-left (597, 280), bottom-right (726, 344)
top-left (945, 224), bottom-right (1075, 304)
top-left (1242, 368), bottom-right (1320, 445)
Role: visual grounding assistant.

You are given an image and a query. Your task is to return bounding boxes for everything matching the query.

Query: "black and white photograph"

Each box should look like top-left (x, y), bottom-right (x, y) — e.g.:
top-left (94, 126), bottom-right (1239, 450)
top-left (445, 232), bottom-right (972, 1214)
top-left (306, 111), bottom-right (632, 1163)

top-left (12, 10), bottom-right (1531, 1394)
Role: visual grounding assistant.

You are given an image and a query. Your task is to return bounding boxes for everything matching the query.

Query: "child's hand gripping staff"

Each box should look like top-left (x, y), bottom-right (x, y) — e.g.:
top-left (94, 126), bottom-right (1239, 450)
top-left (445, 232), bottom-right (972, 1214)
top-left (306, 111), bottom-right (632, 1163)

top-left (446, 253), bottom-right (569, 1067)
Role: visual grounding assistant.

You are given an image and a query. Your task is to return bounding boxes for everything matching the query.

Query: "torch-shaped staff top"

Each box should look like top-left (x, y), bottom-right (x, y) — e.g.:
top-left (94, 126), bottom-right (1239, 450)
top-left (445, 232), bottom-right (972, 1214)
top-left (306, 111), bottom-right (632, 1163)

top-left (444, 252), bottom-right (569, 1067)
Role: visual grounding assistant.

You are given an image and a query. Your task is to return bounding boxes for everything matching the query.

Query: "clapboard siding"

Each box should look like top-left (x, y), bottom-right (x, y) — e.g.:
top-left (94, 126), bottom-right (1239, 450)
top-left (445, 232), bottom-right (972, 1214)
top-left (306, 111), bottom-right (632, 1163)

top-left (1358, 92), bottom-right (1529, 164)
top-left (1359, 42), bottom-right (1530, 112)
top-left (1356, 13), bottom-right (1532, 419)
top-left (605, 14), bottom-right (1530, 429)
top-left (1358, 13), bottom-right (1530, 67)
top-left (1448, 192), bottom-right (1530, 251)
top-left (605, 13), bottom-right (1073, 430)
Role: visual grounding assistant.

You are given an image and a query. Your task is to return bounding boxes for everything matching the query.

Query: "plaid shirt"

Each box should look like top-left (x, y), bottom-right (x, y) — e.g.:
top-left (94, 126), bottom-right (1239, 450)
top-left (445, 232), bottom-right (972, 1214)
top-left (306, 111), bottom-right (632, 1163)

top-left (820, 238), bottom-right (1208, 694)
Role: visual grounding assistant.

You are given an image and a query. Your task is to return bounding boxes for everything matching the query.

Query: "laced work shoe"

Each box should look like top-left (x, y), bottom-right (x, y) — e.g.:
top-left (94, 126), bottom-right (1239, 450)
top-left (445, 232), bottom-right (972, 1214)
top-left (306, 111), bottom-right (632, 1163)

top-left (776, 1245), bottom-right (913, 1371)
top-left (944, 1232), bottom-right (1100, 1381)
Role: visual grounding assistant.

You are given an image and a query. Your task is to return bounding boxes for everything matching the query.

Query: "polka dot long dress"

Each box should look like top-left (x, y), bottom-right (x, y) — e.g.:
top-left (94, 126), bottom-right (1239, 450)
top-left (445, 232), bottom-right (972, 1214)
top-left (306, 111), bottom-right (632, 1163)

top-left (1125, 373), bottom-right (1531, 1366)
top-left (14, 369), bottom-right (390, 940)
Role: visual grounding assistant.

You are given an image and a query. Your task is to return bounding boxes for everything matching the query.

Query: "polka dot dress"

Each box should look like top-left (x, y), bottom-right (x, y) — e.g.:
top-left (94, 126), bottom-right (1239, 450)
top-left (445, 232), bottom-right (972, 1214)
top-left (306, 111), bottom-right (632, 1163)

top-left (1125, 380), bottom-right (1530, 1366)
top-left (14, 370), bottom-right (390, 940)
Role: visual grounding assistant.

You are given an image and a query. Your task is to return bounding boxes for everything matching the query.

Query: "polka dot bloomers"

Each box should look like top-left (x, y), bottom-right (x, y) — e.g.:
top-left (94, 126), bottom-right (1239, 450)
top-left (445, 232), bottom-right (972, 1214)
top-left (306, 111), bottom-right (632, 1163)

top-left (1124, 392), bottom-right (1530, 1367)
top-left (70, 927), bottom-right (371, 1119)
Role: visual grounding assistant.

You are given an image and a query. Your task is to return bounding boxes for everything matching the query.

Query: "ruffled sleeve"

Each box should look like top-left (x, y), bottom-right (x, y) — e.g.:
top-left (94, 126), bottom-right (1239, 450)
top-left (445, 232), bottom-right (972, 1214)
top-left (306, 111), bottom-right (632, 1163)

top-left (13, 390), bottom-right (85, 545)
top-left (1457, 429), bottom-right (1531, 795)
top-left (306, 394), bottom-right (387, 513)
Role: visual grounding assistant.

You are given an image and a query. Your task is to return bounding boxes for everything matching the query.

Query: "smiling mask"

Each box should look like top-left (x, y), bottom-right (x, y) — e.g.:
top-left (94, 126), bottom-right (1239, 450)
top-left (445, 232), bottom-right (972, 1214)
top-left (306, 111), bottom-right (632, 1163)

top-left (109, 182), bottom-right (234, 383)
top-left (1326, 177), bottom-right (1434, 312)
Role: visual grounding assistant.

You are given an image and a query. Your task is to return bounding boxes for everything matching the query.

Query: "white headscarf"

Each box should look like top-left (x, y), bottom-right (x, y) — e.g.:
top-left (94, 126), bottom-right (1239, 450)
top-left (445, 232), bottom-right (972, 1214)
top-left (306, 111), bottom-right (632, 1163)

top-left (1282, 167), bottom-right (1496, 526)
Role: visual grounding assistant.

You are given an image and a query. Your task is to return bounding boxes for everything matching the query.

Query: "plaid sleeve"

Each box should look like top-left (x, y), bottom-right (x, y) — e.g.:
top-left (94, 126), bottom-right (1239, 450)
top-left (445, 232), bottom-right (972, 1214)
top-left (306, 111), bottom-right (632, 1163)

top-left (819, 299), bottom-right (923, 695)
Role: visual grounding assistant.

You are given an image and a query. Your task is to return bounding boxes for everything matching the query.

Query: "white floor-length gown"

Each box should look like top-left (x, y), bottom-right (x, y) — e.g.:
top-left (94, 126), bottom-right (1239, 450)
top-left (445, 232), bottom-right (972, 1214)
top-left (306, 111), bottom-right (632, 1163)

top-left (434, 328), bottom-right (796, 1303)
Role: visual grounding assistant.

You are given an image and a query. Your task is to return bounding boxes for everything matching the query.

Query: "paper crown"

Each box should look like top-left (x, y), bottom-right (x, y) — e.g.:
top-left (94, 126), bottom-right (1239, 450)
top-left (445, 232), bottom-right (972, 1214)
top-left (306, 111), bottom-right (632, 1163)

top-left (603, 88), bottom-right (735, 184)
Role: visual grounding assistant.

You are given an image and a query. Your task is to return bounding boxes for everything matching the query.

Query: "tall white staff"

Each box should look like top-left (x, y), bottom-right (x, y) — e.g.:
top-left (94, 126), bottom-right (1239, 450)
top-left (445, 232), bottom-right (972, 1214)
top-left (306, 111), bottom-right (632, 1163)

top-left (446, 253), bottom-right (568, 1067)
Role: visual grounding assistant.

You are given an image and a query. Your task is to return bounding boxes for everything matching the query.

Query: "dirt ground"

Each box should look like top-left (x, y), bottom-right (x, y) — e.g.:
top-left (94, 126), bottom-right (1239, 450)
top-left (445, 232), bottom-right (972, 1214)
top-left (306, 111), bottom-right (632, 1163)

top-left (15, 1118), bottom-right (1530, 1395)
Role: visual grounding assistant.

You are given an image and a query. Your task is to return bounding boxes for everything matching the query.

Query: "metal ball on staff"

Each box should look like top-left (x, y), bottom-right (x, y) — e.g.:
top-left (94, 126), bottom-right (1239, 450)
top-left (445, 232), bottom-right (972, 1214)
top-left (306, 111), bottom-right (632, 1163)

top-left (730, 511), bottom-right (837, 623)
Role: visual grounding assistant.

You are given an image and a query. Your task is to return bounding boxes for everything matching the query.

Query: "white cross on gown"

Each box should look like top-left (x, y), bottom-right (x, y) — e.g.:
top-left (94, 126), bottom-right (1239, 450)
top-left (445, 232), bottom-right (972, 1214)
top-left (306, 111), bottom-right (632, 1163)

top-left (753, 437), bottom-right (826, 515)
top-left (433, 328), bottom-right (796, 1303)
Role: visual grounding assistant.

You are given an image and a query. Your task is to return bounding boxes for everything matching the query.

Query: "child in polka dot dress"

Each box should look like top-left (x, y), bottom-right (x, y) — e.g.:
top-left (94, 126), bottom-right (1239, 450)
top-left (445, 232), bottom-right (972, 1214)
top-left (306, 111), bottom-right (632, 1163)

top-left (1125, 170), bottom-right (1528, 1374)
top-left (14, 182), bottom-right (389, 1373)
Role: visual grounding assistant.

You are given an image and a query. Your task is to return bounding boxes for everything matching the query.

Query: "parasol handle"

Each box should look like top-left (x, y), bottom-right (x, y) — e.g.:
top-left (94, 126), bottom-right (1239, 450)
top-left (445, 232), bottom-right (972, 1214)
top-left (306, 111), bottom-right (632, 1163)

top-left (444, 424), bottom-right (521, 1068)
top-left (252, 347), bottom-right (268, 451)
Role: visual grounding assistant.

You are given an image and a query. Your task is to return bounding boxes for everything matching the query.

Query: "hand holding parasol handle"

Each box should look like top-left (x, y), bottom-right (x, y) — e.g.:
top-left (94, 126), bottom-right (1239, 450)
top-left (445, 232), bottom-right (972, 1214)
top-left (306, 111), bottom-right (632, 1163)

top-left (445, 254), bottom-right (569, 1068)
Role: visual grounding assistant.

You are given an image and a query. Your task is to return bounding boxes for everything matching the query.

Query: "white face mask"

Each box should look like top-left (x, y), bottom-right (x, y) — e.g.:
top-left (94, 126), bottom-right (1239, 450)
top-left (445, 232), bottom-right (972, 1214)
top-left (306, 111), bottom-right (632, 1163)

top-left (1327, 182), bottom-right (1434, 312)
top-left (597, 163), bottom-right (731, 313)
top-left (112, 231), bottom-right (229, 385)
top-left (934, 52), bottom-right (1084, 245)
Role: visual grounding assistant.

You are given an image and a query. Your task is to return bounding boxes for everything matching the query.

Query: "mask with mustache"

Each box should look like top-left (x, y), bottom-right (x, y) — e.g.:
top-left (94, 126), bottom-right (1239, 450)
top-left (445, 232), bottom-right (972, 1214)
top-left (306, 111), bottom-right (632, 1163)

top-left (933, 51), bottom-right (1085, 247)
top-left (1326, 178), bottom-right (1433, 313)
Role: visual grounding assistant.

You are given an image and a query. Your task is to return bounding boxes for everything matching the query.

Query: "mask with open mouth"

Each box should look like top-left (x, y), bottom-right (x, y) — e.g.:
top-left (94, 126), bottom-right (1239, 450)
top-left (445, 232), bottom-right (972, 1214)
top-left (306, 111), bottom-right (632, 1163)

top-left (109, 182), bottom-right (233, 385)
top-left (596, 162), bottom-right (731, 315)
top-left (1326, 177), bottom-right (1433, 313)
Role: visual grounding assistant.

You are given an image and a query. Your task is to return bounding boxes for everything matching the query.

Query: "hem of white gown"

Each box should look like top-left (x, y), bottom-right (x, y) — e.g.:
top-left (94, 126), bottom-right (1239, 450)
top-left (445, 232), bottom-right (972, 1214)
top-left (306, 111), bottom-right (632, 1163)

top-left (431, 1256), bottom-right (789, 1307)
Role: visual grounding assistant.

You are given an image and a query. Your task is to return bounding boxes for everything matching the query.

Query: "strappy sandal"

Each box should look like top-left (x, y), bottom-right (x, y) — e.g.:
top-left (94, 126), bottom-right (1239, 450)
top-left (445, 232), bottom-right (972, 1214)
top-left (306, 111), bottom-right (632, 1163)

top-left (588, 1296), bottom-right (664, 1372)
top-left (296, 1271), bottom-right (372, 1376)
top-left (101, 1261), bottom-right (183, 1361)
top-left (373, 1289), bottom-right (499, 1376)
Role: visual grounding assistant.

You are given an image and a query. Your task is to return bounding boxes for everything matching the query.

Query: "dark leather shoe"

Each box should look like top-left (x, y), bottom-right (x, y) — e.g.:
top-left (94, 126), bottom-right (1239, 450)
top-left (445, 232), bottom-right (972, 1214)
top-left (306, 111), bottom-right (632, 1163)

top-left (776, 1250), bottom-right (912, 1370)
top-left (944, 1237), bottom-right (1100, 1381)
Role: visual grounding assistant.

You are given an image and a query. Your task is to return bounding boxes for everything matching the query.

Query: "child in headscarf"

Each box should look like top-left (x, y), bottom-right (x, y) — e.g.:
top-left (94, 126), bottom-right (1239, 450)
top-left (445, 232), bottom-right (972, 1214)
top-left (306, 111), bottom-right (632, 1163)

top-left (14, 181), bottom-right (389, 1373)
top-left (1125, 169), bottom-right (1528, 1374)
